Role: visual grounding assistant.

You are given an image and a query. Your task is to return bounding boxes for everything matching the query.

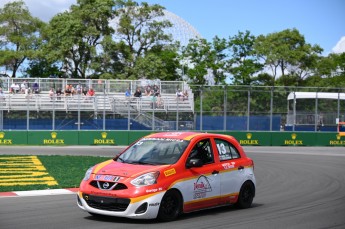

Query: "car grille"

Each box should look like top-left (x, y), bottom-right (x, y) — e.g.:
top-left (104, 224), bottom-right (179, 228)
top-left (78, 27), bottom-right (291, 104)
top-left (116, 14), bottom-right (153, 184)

top-left (82, 194), bottom-right (130, 212)
top-left (90, 181), bottom-right (128, 190)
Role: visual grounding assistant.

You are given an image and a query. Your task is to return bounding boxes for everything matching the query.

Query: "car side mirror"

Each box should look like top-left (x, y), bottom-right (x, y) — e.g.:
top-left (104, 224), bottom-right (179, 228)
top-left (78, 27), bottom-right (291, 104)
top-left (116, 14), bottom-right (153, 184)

top-left (186, 158), bottom-right (203, 168)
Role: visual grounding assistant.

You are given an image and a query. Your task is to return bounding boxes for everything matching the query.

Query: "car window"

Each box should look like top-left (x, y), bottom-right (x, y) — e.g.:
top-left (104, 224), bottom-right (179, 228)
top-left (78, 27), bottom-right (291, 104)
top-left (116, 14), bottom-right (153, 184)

top-left (215, 138), bottom-right (241, 161)
top-left (188, 139), bottom-right (214, 165)
top-left (117, 138), bottom-right (189, 165)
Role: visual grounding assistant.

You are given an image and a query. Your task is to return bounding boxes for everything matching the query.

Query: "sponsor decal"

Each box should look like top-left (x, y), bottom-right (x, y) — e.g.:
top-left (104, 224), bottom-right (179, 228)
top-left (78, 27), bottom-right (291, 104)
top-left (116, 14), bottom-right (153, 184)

top-left (146, 187), bottom-right (163, 193)
top-left (143, 137), bottom-right (184, 142)
top-left (284, 133), bottom-right (303, 145)
top-left (90, 191), bottom-right (117, 197)
top-left (239, 133), bottom-right (259, 145)
top-left (149, 203), bottom-right (160, 207)
top-left (162, 132), bottom-right (183, 137)
top-left (43, 132), bottom-right (65, 145)
top-left (193, 175), bottom-right (212, 199)
top-left (93, 132), bottom-right (115, 145)
top-left (329, 134), bottom-right (345, 145)
top-left (164, 168), bottom-right (176, 177)
top-left (0, 156), bottom-right (58, 186)
top-left (222, 162), bottom-right (235, 170)
top-left (94, 175), bottom-right (121, 182)
top-left (0, 132), bottom-right (12, 145)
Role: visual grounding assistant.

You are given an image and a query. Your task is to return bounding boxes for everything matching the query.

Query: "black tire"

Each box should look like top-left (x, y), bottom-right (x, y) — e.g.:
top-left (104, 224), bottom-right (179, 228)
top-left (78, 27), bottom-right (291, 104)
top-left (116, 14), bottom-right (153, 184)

top-left (157, 190), bottom-right (182, 221)
top-left (236, 181), bottom-right (255, 209)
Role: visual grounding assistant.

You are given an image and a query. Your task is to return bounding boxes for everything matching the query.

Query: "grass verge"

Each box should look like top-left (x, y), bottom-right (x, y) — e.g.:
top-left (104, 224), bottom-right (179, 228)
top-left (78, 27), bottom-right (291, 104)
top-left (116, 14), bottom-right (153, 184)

top-left (0, 155), bottom-right (112, 192)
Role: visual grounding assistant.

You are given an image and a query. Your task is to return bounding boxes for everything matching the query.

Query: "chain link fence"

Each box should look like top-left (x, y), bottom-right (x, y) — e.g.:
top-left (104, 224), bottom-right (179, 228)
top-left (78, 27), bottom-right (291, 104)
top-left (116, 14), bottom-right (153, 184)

top-left (1, 77), bottom-right (344, 132)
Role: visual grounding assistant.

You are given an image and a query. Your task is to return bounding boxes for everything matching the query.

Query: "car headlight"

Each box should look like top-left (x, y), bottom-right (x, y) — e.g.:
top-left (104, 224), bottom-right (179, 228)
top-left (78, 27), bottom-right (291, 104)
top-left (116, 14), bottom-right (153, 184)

top-left (130, 171), bottom-right (160, 187)
top-left (83, 166), bottom-right (94, 181)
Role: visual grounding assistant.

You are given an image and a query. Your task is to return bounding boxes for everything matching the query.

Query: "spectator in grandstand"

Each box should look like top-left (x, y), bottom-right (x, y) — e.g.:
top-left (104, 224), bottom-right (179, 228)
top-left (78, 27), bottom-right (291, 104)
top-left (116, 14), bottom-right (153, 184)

top-left (156, 94), bottom-right (163, 108)
top-left (10, 82), bottom-right (20, 93)
top-left (82, 87), bottom-right (88, 96)
top-left (153, 84), bottom-right (159, 95)
top-left (64, 85), bottom-right (72, 96)
top-left (76, 83), bottom-right (82, 94)
top-left (49, 87), bottom-right (55, 101)
top-left (87, 87), bottom-right (95, 97)
top-left (56, 88), bottom-right (62, 100)
top-left (125, 88), bottom-right (131, 98)
top-left (20, 80), bottom-right (28, 93)
top-left (70, 84), bottom-right (76, 95)
top-left (134, 88), bottom-right (142, 98)
top-left (176, 89), bottom-right (183, 100)
top-left (144, 86), bottom-right (151, 96)
top-left (24, 87), bottom-right (32, 99)
top-left (183, 90), bottom-right (189, 101)
top-left (9, 83), bottom-right (15, 93)
top-left (0, 88), bottom-right (5, 101)
top-left (32, 82), bottom-right (39, 94)
top-left (150, 93), bottom-right (157, 109)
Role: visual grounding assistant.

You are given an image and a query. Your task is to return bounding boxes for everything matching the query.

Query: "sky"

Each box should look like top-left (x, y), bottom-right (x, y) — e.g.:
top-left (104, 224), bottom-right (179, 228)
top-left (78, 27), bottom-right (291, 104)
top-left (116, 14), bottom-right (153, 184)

top-left (0, 0), bottom-right (344, 55)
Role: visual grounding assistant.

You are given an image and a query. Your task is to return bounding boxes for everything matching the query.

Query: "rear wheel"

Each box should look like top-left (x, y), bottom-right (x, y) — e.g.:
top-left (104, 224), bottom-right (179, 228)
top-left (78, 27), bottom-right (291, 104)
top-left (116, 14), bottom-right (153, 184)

top-left (157, 190), bottom-right (182, 221)
top-left (236, 181), bottom-right (255, 209)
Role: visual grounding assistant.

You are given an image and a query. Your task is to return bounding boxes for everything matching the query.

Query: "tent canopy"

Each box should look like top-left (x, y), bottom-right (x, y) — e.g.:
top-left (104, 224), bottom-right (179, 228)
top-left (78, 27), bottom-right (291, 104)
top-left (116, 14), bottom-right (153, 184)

top-left (287, 92), bottom-right (345, 100)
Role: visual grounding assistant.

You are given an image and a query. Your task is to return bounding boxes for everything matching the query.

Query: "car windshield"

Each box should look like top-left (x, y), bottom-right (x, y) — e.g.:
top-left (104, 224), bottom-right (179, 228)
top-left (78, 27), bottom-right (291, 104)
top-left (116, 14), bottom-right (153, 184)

top-left (116, 138), bottom-right (189, 165)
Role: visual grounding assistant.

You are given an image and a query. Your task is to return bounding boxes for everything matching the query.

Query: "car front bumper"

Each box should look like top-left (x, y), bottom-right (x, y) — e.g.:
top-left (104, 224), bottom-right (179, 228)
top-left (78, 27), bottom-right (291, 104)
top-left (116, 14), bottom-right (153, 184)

top-left (77, 191), bottom-right (165, 219)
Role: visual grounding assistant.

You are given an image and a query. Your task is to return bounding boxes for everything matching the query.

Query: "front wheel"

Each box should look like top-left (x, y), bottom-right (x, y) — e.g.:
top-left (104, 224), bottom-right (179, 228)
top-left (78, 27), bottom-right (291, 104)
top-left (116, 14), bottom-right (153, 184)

top-left (236, 181), bottom-right (255, 209)
top-left (157, 190), bottom-right (182, 221)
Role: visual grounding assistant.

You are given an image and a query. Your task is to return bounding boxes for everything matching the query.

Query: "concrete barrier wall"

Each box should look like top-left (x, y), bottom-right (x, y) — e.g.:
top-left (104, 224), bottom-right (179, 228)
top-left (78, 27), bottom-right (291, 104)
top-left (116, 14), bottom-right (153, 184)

top-left (0, 131), bottom-right (344, 146)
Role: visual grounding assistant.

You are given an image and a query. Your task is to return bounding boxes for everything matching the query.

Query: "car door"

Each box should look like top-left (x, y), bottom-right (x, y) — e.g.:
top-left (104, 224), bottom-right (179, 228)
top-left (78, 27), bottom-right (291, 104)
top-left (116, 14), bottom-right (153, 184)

top-left (214, 138), bottom-right (247, 205)
top-left (179, 138), bottom-right (221, 212)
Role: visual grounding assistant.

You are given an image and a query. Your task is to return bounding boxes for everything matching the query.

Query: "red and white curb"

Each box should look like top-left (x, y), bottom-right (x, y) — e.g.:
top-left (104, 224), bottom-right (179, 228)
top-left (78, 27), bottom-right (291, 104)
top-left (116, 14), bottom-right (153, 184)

top-left (0, 188), bottom-right (79, 197)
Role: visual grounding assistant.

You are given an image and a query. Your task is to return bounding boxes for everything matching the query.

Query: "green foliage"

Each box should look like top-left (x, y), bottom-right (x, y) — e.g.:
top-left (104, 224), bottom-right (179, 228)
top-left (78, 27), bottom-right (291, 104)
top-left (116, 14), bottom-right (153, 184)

top-left (227, 31), bottom-right (263, 85)
top-left (182, 37), bottom-right (228, 85)
top-left (24, 59), bottom-right (61, 78)
top-left (254, 28), bottom-right (323, 84)
top-left (0, 0), bottom-right (45, 77)
top-left (111, 0), bottom-right (174, 80)
top-left (43, 0), bottom-right (114, 78)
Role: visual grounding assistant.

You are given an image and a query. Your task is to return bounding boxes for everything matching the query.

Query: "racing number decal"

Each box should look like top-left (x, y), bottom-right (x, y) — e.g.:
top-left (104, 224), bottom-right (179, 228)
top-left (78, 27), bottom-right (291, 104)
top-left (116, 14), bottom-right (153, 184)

top-left (216, 143), bottom-right (232, 160)
top-left (217, 143), bottom-right (226, 155)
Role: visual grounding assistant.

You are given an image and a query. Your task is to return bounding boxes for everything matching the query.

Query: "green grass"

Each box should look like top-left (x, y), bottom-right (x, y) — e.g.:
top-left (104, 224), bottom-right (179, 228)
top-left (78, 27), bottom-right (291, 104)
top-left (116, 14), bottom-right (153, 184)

top-left (0, 155), bottom-right (112, 192)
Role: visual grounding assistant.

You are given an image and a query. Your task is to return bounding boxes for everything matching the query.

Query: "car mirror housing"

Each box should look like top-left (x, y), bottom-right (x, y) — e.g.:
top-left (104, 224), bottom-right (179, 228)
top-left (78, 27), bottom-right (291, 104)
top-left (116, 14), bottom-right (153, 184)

top-left (186, 158), bottom-right (203, 168)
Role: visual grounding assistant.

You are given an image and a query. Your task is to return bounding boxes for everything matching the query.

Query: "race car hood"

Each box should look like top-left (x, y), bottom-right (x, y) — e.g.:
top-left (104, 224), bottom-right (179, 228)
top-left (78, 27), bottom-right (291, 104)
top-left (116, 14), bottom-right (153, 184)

top-left (92, 159), bottom-right (169, 178)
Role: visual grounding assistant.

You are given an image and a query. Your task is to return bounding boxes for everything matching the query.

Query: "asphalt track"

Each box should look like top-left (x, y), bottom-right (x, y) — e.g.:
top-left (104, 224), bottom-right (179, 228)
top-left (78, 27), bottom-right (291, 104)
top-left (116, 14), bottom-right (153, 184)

top-left (1, 146), bottom-right (345, 229)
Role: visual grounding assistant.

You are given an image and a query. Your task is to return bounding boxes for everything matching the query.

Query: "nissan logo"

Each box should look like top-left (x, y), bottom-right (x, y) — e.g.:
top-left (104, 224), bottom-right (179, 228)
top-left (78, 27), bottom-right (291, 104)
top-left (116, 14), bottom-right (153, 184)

top-left (103, 182), bottom-right (110, 189)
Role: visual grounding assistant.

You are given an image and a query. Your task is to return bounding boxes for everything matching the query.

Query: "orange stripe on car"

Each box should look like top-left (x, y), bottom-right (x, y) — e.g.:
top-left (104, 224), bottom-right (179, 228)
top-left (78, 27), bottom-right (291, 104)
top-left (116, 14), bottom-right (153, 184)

top-left (183, 133), bottom-right (203, 140)
top-left (93, 160), bottom-right (113, 174)
top-left (130, 192), bottom-right (163, 204)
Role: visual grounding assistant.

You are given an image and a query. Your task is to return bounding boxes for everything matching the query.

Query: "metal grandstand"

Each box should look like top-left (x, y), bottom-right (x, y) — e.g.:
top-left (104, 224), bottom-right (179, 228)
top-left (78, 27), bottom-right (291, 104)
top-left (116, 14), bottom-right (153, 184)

top-left (0, 78), bottom-right (194, 130)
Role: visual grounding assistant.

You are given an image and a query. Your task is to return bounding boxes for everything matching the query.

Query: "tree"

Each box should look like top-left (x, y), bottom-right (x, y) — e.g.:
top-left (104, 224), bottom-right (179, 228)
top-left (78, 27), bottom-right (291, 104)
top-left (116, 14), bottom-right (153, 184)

top-left (227, 30), bottom-right (263, 85)
top-left (24, 59), bottom-right (61, 78)
top-left (254, 28), bottom-right (322, 85)
top-left (0, 0), bottom-right (44, 77)
top-left (306, 52), bottom-right (345, 87)
top-left (43, 0), bottom-right (114, 78)
top-left (112, 0), bottom-right (173, 79)
top-left (131, 44), bottom-right (180, 80)
top-left (182, 37), bottom-right (228, 86)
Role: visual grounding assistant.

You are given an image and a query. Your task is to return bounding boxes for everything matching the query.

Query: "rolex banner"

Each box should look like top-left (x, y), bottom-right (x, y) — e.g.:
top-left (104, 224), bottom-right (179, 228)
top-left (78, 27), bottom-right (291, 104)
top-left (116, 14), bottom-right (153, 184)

top-left (0, 131), bottom-right (344, 146)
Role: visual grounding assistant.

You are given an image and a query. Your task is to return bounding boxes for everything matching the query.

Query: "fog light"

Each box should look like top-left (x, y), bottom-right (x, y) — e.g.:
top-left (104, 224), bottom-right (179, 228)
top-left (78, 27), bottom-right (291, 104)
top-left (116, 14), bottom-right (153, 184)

top-left (135, 202), bottom-right (148, 214)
